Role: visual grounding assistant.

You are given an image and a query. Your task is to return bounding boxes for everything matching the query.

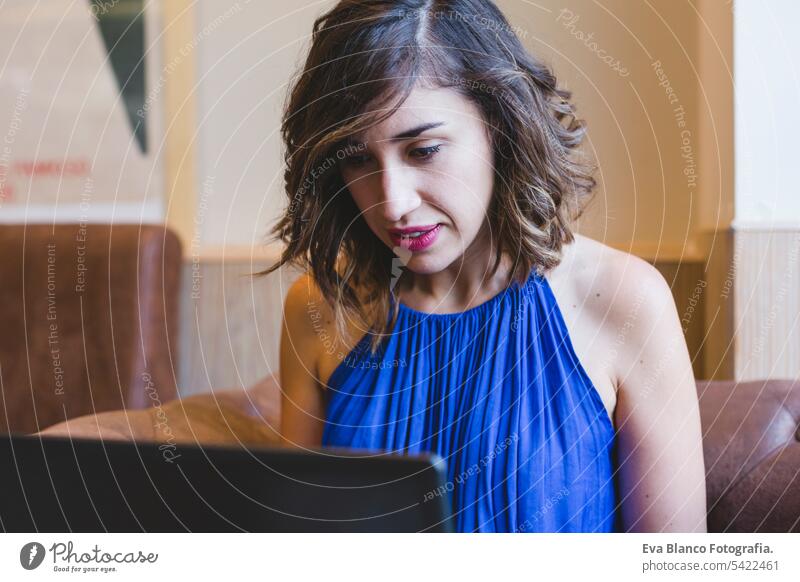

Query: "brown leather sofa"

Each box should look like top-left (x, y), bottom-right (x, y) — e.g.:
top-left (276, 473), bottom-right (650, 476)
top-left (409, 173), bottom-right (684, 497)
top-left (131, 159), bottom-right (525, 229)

top-left (0, 224), bottom-right (182, 434)
top-left (39, 374), bottom-right (800, 533)
top-left (698, 378), bottom-right (799, 533)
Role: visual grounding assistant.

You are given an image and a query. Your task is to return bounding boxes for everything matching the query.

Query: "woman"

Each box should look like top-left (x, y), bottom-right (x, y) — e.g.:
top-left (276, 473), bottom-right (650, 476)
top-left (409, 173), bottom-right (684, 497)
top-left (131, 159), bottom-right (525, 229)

top-left (267, 0), bottom-right (707, 533)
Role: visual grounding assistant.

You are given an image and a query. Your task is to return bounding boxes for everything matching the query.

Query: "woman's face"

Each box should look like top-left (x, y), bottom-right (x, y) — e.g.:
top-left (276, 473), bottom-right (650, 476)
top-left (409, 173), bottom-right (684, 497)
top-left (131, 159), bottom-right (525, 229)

top-left (339, 85), bottom-right (496, 275)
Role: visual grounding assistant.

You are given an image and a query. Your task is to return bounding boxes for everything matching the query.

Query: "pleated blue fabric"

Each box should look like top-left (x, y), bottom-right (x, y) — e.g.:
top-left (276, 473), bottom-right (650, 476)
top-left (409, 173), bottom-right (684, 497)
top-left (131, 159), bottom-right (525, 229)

top-left (321, 268), bottom-right (620, 532)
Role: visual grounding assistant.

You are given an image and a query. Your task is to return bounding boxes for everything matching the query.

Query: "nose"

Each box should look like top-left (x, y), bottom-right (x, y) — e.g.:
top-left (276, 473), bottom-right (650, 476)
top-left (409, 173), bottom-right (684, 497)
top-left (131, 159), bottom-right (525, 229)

top-left (378, 163), bottom-right (421, 223)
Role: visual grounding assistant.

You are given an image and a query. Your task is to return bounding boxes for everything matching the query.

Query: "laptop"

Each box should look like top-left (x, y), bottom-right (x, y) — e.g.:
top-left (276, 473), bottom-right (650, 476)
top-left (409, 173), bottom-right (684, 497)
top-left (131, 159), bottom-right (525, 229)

top-left (0, 435), bottom-right (454, 532)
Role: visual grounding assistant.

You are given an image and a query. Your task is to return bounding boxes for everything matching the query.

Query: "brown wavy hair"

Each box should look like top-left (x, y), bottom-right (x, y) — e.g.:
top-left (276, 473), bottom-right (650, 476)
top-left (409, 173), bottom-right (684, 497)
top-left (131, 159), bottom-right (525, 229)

top-left (259, 0), bottom-right (596, 356)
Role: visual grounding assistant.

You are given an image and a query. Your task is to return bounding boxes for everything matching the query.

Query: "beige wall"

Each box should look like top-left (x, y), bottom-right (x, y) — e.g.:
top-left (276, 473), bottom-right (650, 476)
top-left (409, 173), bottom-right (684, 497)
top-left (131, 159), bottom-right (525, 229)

top-left (501, 0), bottom-right (708, 258)
top-left (191, 0), bottom-right (325, 249)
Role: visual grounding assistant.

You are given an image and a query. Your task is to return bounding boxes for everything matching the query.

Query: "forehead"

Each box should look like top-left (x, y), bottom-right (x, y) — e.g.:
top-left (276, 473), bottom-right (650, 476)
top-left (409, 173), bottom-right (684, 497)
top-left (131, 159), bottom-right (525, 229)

top-left (356, 85), bottom-right (484, 140)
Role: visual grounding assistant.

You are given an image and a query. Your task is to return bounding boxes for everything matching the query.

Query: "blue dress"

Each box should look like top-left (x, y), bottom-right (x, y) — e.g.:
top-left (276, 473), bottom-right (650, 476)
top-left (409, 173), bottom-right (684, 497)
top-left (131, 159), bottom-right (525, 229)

top-left (321, 268), bottom-right (620, 532)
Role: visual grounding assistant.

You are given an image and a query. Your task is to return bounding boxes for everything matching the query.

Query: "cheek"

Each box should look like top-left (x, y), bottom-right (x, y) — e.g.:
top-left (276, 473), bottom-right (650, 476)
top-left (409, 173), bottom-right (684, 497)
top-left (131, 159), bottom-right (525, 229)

top-left (438, 154), bottom-right (494, 217)
top-left (467, 159), bottom-right (495, 207)
top-left (447, 141), bottom-right (494, 205)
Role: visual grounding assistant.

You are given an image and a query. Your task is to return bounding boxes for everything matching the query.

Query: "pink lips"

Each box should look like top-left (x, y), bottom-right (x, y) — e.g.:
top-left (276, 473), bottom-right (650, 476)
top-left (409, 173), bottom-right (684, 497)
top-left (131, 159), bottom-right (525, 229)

top-left (388, 224), bottom-right (442, 252)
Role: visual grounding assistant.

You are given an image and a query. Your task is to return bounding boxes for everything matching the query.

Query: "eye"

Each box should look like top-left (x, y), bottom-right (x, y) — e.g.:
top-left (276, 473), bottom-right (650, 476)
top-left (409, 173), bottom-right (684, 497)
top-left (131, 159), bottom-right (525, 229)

top-left (410, 144), bottom-right (441, 161)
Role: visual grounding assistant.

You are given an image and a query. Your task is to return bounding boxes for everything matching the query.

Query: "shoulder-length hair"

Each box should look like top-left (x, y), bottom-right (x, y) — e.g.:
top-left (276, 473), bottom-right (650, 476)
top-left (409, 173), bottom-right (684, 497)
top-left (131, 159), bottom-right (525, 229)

top-left (260, 0), bottom-right (596, 355)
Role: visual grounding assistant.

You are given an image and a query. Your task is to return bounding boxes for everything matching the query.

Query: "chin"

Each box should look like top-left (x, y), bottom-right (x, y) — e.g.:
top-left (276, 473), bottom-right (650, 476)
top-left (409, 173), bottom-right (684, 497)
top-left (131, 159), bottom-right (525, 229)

top-left (396, 253), bottom-right (453, 276)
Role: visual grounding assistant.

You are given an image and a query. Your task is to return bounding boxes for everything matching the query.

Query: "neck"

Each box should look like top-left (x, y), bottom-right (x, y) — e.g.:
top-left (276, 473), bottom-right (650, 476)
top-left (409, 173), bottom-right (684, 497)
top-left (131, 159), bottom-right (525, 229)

top-left (395, 222), bottom-right (515, 313)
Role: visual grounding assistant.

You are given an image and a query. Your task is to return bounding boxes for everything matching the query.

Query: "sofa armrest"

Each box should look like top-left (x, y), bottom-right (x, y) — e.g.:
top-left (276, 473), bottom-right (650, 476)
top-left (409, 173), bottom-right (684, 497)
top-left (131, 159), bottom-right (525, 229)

top-left (38, 375), bottom-right (282, 447)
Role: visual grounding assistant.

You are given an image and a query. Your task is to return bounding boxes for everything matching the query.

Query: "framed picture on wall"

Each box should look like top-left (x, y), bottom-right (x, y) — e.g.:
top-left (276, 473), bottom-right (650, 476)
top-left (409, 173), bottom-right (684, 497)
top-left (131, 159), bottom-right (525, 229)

top-left (0, 0), bottom-right (164, 223)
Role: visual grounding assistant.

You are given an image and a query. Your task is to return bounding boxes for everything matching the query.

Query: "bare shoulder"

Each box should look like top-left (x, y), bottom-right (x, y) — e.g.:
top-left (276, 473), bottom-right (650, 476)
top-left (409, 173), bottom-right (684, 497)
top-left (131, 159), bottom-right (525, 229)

top-left (562, 234), bottom-right (673, 318)
top-left (284, 272), bottom-right (368, 337)
top-left (552, 234), bottom-right (679, 389)
top-left (281, 273), bottom-right (330, 379)
top-left (282, 272), bottom-right (367, 386)
top-left (284, 272), bottom-right (330, 331)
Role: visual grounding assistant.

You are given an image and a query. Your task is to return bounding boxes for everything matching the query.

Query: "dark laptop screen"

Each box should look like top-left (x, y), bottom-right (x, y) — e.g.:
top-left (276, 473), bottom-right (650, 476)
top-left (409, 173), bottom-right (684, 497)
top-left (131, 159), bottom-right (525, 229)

top-left (0, 436), bottom-right (453, 533)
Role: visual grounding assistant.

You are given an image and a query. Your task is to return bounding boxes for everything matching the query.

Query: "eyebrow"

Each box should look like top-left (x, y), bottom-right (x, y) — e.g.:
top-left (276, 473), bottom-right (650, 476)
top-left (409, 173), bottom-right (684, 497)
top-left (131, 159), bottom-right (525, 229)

top-left (346, 122), bottom-right (446, 148)
top-left (391, 122), bottom-right (445, 140)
